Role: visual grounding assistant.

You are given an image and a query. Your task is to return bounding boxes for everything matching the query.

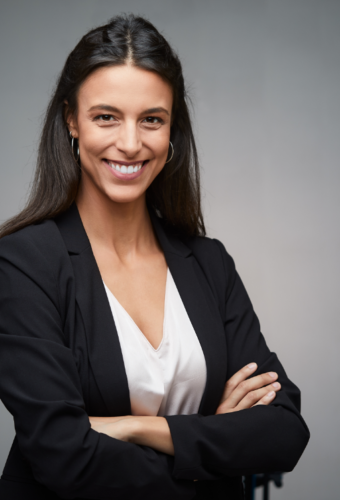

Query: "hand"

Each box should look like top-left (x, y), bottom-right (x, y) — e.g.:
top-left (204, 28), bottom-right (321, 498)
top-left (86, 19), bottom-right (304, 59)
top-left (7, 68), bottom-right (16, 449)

top-left (215, 363), bottom-right (281, 415)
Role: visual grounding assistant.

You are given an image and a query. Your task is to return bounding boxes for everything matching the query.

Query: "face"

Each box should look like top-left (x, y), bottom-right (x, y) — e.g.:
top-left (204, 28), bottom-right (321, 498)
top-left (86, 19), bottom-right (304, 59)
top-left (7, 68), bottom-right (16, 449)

top-left (67, 64), bottom-right (173, 205)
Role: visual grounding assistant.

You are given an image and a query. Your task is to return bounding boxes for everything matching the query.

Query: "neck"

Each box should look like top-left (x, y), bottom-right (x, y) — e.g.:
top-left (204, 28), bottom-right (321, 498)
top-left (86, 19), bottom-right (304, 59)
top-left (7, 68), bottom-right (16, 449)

top-left (76, 184), bottom-right (156, 260)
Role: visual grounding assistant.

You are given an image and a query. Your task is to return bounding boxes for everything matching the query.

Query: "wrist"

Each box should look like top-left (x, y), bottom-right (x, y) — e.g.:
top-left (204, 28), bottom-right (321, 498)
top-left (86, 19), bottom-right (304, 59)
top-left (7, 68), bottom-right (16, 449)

top-left (128, 416), bottom-right (174, 455)
top-left (127, 417), bottom-right (144, 444)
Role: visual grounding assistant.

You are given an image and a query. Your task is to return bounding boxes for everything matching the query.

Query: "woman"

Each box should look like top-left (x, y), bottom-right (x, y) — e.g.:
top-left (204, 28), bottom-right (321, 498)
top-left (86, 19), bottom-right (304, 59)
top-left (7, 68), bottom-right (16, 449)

top-left (0, 14), bottom-right (309, 500)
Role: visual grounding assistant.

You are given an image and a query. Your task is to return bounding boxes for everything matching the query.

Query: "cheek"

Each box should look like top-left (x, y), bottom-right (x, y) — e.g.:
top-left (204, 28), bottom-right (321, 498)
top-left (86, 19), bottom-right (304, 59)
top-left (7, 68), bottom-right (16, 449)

top-left (79, 128), bottom-right (107, 159)
top-left (151, 131), bottom-right (171, 161)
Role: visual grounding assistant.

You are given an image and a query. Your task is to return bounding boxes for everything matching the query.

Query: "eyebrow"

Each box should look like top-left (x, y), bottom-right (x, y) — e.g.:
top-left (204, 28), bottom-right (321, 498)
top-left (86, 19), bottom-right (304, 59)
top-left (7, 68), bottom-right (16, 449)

top-left (88, 104), bottom-right (170, 116)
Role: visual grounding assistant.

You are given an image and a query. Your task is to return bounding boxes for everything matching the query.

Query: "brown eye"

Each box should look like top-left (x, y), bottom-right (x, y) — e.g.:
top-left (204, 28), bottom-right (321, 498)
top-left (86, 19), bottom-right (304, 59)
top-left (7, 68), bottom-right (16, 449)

top-left (94, 114), bottom-right (115, 122)
top-left (100, 115), bottom-right (114, 121)
top-left (143, 117), bottom-right (162, 124)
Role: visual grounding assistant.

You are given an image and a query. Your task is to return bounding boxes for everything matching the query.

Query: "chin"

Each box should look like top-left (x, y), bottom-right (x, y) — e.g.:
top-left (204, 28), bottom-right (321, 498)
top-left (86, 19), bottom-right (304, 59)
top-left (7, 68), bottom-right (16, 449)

top-left (105, 188), bottom-right (146, 206)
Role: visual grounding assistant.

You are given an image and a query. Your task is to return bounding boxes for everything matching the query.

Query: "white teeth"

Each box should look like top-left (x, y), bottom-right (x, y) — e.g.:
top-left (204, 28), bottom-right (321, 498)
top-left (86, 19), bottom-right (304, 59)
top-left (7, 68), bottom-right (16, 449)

top-left (108, 162), bottom-right (120, 171)
top-left (107, 161), bottom-right (144, 174)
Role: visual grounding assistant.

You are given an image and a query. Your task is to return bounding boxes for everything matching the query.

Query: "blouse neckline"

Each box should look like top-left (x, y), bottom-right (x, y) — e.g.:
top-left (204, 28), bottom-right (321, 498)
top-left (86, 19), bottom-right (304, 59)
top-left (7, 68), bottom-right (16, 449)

top-left (103, 268), bottom-right (169, 352)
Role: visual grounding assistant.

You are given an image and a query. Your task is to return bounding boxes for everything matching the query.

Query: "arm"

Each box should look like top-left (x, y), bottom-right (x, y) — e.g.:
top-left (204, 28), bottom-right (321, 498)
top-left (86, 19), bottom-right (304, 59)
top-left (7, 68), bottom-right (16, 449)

top-left (0, 228), bottom-right (194, 500)
top-left (89, 363), bottom-right (282, 455)
top-left (90, 415), bottom-right (175, 455)
top-left (162, 240), bottom-right (310, 479)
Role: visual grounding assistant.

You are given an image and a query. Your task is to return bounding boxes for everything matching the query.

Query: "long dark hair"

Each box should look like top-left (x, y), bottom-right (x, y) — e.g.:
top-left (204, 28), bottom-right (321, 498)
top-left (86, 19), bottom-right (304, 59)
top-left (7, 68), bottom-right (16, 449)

top-left (0, 14), bottom-right (205, 238)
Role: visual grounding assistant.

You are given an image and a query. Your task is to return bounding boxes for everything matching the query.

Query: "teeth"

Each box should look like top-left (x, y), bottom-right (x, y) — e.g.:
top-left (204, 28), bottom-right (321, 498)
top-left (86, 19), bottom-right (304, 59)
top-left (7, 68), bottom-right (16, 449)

top-left (107, 161), bottom-right (143, 173)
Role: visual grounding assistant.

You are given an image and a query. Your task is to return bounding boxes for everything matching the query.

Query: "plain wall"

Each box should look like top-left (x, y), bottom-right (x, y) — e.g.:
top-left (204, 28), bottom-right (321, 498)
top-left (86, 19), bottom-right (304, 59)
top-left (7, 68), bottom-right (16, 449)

top-left (0, 1), bottom-right (339, 499)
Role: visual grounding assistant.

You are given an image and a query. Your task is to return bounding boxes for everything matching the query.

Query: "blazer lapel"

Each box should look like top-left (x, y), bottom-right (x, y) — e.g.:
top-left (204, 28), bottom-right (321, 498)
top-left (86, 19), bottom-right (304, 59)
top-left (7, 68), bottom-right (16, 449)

top-left (55, 204), bottom-right (131, 417)
top-left (150, 213), bottom-right (228, 416)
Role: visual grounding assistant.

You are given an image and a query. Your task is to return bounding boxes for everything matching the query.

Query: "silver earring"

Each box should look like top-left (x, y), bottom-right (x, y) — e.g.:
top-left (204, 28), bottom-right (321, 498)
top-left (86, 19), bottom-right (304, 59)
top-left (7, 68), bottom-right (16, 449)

top-left (69, 131), bottom-right (80, 162)
top-left (165, 141), bottom-right (174, 164)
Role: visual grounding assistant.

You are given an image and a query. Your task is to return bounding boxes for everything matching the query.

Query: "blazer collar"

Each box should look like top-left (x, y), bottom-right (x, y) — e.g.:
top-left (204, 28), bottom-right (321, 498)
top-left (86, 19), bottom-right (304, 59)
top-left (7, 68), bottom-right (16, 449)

top-left (55, 202), bottom-right (191, 258)
top-left (149, 210), bottom-right (192, 258)
top-left (54, 203), bottom-right (91, 255)
top-left (55, 203), bottom-right (226, 417)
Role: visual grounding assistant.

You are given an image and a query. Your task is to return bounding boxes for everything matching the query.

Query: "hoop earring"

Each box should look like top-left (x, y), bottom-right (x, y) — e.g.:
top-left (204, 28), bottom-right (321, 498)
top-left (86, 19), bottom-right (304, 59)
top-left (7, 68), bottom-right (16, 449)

top-left (165, 141), bottom-right (174, 164)
top-left (69, 131), bottom-right (80, 162)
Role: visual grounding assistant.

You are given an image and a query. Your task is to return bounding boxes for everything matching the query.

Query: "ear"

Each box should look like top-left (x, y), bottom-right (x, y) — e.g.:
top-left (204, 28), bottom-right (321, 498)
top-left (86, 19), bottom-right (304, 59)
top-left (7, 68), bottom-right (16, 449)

top-left (64, 100), bottom-right (79, 138)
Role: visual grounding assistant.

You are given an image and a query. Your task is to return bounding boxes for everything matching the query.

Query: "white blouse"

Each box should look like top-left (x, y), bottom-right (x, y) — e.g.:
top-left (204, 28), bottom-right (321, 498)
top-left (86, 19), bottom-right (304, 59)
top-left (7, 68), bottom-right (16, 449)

top-left (103, 269), bottom-right (207, 416)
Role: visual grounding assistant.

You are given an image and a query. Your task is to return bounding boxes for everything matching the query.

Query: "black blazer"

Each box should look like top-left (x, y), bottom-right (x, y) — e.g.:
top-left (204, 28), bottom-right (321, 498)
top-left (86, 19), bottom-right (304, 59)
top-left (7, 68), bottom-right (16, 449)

top-left (0, 204), bottom-right (309, 500)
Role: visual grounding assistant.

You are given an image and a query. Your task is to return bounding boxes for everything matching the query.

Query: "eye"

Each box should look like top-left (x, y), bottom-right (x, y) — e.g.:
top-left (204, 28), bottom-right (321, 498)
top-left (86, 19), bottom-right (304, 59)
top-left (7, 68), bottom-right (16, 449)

top-left (94, 114), bottom-right (116, 122)
top-left (143, 116), bottom-right (164, 125)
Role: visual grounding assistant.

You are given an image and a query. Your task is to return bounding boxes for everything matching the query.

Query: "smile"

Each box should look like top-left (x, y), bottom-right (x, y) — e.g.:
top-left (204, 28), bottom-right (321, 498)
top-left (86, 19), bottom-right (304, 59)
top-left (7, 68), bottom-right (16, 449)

top-left (104, 159), bottom-right (149, 180)
top-left (107, 161), bottom-right (143, 173)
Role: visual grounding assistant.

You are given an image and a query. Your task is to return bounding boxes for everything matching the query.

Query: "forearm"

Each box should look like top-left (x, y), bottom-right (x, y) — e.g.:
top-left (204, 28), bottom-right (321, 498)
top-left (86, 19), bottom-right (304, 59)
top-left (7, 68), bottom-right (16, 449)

top-left (165, 405), bottom-right (309, 479)
top-left (130, 416), bottom-right (175, 455)
top-left (92, 415), bottom-right (175, 455)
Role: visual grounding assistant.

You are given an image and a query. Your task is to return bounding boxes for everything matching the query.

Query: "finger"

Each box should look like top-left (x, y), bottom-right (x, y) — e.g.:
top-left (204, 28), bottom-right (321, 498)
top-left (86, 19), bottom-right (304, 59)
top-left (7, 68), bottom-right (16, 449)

top-left (253, 389), bottom-right (277, 406)
top-left (216, 381), bottom-right (280, 414)
top-left (220, 363), bottom-right (258, 403)
top-left (225, 371), bottom-right (278, 409)
top-left (234, 382), bottom-right (281, 411)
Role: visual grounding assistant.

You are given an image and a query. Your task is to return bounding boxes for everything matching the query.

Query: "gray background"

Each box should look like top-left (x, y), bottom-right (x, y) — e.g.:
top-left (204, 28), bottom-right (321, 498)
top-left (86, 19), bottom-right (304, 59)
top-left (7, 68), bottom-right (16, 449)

top-left (0, 1), bottom-right (339, 499)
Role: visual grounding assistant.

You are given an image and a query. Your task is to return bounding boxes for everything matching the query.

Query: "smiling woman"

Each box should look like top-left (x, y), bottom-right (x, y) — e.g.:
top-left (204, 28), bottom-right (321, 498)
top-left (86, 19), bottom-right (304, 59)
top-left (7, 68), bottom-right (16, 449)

top-left (0, 14), bottom-right (203, 239)
top-left (0, 13), bottom-right (309, 500)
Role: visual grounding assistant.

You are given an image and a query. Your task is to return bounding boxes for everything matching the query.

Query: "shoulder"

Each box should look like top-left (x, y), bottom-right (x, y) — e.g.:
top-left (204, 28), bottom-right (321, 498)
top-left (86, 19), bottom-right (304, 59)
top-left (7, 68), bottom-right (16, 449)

top-left (184, 233), bottom-right (235, 274)
top-left (0, 219), bottom-right (69, 278)
top-left (182, 233), bottom-right (237, 301)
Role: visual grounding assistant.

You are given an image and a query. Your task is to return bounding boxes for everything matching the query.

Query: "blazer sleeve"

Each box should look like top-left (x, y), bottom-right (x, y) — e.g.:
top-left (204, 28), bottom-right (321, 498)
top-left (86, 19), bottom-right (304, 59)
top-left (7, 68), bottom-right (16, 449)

top-left (0, 229), bottom-right (194, 500)
top-left (164, 238), bottom-right (310, 480)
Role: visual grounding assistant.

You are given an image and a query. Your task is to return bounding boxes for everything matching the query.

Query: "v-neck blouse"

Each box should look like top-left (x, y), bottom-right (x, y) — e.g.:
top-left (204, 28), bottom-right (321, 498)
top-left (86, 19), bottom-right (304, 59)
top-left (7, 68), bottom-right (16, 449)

top-left (103, 269), bottom-right (207, 416)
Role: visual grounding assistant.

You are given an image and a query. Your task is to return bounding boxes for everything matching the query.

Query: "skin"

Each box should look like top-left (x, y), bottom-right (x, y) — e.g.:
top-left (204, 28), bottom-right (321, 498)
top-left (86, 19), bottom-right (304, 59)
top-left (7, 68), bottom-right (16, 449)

top-left (66, 64), bottom-right (281, 459)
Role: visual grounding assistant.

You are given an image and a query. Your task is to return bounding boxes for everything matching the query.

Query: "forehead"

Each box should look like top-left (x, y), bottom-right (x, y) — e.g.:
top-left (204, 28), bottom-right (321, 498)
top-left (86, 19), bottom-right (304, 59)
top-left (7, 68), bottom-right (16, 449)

top-left (78, 65), bottom-right (173, 113)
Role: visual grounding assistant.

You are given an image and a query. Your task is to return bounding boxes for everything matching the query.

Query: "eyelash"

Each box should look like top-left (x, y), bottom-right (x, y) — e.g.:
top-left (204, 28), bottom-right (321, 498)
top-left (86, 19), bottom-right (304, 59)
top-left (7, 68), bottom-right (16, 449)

top-left (93, 115), bottom-right (164, 125)
top-left (93, 114), bottom-right (115, 122)
top-left (143, 116), bottom-right (164, 125)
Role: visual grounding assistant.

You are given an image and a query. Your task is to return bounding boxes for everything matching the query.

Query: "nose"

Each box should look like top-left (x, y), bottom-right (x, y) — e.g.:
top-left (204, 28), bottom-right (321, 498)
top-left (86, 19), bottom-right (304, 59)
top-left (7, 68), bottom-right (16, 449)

top-left (115, 121), bottom-right (142, 158)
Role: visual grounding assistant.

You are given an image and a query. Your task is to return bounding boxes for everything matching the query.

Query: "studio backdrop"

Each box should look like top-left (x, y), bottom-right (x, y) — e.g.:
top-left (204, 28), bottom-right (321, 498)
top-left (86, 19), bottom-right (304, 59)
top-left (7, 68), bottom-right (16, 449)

top-left (0, 1), bottom-right (339, 499)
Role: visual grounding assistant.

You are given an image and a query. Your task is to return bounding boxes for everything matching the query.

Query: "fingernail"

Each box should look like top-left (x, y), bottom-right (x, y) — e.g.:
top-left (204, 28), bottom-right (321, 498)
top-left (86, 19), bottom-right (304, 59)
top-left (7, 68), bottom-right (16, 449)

top-left (268, 372), bottom-right (277, 378)
top-left (247, 363), bottom-right (257, 370)
top-left (272, 382), bottom-right (280, 388)
top-left (266, 391), bottom-right (275, 398)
